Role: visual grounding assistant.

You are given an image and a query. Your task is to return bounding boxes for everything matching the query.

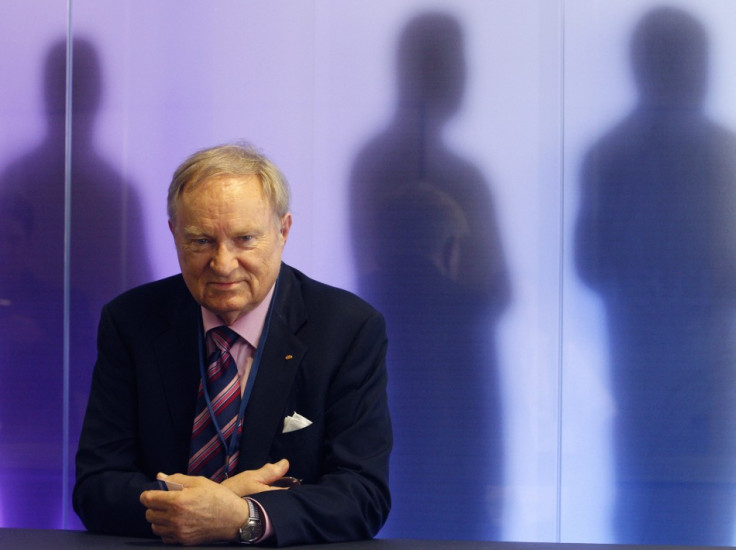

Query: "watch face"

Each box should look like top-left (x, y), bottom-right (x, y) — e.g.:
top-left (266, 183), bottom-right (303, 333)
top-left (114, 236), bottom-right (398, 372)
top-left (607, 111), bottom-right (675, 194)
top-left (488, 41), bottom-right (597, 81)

top-left (239, 521), bottom-right (256, 542)
top-left (240, 518), bottom-right (262, 543)
top-left (240, 498), bottom-right (263, 542)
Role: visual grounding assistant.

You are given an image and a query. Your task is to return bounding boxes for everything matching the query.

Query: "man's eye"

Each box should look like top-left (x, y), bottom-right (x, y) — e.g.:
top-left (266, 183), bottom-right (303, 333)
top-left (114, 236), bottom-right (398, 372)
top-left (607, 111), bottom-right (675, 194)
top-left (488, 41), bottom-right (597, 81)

top-left (239, 235), bottom-right (254, 242)
top-left (194, 238), bottom-right (210, 245)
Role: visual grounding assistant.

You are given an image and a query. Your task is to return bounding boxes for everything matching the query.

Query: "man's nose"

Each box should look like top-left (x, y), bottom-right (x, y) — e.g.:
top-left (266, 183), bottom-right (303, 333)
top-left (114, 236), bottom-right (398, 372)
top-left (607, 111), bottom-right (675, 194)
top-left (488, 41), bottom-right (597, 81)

top-left (209, 243), bottom-right (237, 274)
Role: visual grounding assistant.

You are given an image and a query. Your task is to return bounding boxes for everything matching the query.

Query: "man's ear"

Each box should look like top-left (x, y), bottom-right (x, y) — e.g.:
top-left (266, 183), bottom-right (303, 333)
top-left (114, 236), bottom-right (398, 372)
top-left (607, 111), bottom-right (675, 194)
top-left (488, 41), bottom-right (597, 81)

top-left (168, 219), bottom-right (175, 237)
top-left (280, 213), bottom-right (293, 243)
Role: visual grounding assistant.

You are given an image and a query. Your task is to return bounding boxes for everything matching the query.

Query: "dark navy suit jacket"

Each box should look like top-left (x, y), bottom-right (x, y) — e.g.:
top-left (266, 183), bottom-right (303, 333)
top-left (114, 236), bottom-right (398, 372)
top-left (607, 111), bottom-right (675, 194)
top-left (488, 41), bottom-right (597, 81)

top-left (73, 264), bottom-right (392, 546)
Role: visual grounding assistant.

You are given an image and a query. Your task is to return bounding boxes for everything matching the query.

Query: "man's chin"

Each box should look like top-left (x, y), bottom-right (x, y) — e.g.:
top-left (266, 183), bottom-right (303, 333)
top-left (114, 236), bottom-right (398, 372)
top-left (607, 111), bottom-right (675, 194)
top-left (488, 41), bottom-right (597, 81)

top-left (203, 298), bottom-right (249, 322)
top-left (210, 310), bottom-right (245, 325)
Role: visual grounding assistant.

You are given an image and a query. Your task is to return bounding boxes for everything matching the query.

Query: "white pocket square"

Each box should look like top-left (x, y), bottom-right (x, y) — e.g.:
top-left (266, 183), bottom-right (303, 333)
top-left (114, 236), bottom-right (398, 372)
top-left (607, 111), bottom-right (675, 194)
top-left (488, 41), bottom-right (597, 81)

top-left (283, 412), bottom-right (313, 433)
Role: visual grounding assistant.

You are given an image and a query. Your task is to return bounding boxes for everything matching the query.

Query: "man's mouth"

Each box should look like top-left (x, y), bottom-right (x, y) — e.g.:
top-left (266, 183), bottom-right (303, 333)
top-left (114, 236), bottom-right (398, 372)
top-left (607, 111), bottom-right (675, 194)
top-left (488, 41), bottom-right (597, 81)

top-left (210, 280), bottom-right (241, 289)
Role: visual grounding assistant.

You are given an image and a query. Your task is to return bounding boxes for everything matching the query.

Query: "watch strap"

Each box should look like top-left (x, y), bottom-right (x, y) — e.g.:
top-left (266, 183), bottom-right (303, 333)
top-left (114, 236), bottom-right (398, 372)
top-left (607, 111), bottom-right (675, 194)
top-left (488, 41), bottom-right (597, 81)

top-left (238, 498), bottom-right (264, 544)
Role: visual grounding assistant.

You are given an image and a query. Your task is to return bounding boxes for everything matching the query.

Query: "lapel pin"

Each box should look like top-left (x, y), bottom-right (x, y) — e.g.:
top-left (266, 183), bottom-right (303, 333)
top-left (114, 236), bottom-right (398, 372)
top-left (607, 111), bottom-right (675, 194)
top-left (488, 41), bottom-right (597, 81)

top-left (285, 354), bottom-right (293, 360)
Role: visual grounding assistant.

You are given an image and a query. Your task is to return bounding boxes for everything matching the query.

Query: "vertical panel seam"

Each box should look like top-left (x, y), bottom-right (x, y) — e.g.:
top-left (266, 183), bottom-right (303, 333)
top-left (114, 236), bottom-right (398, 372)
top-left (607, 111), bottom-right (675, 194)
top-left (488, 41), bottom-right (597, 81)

top-left (555, 0), bottom-right (567, 543)
top-left (62, 0), bottom-right (74, 529)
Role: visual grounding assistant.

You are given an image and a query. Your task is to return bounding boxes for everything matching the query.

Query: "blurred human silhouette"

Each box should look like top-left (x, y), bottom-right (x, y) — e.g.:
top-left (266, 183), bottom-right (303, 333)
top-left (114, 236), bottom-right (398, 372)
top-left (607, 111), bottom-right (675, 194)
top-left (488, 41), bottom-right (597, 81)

top-left (362, 183), bottom-right (504, 540)
top-left (350, 12), bottom-right (508, 302)
top-left (0, 37), bottom-right (151, 527)
top-left (575, 7), bottom-right (736, 545)
top-left (349, 12), bottom-right (509, 539)
top-left (2, 37), bottom-right (152, 308)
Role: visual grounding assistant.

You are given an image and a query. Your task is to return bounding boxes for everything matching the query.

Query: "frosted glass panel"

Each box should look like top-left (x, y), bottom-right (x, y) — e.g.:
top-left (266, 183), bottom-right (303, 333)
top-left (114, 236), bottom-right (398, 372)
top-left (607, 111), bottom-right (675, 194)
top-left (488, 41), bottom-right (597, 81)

top-left (0, 0), bottom-right (68, 529)
top-left (1, 1), bottom-right (735, 545)
top-left (563, 0), bottom-right (736, 545)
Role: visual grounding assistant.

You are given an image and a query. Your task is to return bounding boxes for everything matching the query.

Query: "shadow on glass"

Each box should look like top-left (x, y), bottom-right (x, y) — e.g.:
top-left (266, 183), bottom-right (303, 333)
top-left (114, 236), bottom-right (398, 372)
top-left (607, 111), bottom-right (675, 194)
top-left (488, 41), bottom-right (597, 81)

top-left (349, 11), bottom-right (510, 540)
top-left (575, 6), bottom-right (736, 545)
top-left (0, 36), bottom-right (152, 528)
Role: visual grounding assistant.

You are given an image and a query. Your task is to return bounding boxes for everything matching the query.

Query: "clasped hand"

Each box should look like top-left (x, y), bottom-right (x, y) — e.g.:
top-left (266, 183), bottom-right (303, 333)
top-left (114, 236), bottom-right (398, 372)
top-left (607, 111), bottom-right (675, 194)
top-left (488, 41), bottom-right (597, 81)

top-left (139, 459), bottom-right (289, 545)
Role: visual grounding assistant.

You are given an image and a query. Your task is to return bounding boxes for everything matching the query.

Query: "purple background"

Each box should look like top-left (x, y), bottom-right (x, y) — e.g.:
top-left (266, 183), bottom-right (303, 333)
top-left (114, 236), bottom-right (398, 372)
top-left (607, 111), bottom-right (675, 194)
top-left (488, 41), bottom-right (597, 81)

top-left (1, 0), bottom-right (736, 544)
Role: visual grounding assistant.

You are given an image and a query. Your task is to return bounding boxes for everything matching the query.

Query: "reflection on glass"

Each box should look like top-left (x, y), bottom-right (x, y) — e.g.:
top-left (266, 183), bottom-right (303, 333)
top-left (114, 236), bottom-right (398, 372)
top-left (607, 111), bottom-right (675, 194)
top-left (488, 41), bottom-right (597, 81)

top-left (575, 6), bottom-right (736, 545)
top-left (0, 36), bottom-right (152, 528)
top-left (349, 12), bottom-right (509, 540)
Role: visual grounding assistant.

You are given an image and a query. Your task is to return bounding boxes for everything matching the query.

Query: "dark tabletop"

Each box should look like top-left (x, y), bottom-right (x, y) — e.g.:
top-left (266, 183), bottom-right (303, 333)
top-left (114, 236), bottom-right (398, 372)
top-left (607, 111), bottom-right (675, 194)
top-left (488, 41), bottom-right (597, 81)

top-left (1, 529), bottom-right (732, 550)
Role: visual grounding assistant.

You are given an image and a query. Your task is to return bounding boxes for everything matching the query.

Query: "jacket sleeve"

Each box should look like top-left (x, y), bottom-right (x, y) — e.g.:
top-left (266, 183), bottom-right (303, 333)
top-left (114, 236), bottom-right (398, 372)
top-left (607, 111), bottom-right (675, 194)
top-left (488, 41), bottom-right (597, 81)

top-left (254, 308), bottom-right (393, 546)
top-left (72, 303), bottom-right (156, 537)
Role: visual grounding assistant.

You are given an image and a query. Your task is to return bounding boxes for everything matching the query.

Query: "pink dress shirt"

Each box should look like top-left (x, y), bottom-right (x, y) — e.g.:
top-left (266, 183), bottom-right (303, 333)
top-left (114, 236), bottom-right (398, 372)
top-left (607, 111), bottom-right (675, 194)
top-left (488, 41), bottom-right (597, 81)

top-left (200, 283), bottom-right (276, 543)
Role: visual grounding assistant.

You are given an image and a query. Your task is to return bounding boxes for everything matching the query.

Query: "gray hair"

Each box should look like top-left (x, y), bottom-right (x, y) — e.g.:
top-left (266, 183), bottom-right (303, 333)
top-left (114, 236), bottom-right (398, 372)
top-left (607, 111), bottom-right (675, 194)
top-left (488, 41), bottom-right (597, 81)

top-left (167, 142), bottom-right (291, 221)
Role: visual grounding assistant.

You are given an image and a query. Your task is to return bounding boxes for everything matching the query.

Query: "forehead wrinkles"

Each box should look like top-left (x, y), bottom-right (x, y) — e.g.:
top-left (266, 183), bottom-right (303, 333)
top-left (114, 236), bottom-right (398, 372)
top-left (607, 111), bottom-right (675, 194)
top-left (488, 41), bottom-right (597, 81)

top-left (186, 174), bottom-right (261, 201)
top-left (189, 176), bottom-right (270, 211)
top-left (176, 177), bottom-right (278, 235)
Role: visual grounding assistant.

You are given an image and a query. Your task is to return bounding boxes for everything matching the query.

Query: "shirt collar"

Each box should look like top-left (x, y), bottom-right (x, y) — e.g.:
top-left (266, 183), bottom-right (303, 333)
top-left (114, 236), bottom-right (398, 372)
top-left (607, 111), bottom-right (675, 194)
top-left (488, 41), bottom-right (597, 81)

top-left (201, 283), bottom-right (276, 348)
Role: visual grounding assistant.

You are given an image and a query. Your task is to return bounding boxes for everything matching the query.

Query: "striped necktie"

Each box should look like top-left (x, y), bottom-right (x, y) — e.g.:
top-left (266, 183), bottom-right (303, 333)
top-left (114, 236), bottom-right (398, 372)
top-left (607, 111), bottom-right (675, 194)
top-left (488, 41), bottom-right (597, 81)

top-left (188, 326), bottom-right (242, 481)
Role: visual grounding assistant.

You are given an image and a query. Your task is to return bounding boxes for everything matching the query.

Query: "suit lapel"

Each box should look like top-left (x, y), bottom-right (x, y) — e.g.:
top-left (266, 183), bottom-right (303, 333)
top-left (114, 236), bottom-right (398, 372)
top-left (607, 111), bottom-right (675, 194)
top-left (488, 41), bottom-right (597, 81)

top-left (238, 265), bottom-right (308, 469)
top-left (153, 277), bottom-right (202, 443)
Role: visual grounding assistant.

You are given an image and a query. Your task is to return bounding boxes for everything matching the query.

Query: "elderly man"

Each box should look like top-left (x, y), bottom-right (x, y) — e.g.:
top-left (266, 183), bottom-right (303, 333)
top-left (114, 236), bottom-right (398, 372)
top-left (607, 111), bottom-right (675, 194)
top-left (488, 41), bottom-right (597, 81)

top-left (73, 143), bottom-right (392, 546)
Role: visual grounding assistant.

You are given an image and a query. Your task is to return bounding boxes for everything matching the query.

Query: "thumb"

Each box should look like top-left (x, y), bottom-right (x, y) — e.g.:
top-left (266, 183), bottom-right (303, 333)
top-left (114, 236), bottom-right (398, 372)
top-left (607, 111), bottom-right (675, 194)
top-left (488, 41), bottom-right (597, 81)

top-left (157, 472), bottom-right (193, 488)
top-left (258, 459), bottom-right (290, 483)
top-left (221, 459), bottom-right (291, 494)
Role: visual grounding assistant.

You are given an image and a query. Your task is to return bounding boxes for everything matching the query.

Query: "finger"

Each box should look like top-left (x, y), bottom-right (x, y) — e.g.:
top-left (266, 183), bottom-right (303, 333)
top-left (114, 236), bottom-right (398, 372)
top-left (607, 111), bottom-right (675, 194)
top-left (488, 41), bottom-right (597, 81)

top-left (230, 459), bottom-right (290, 488)
top-left (258, 459), bottom-right (290, 483)
top-left (151, 522), bottom-right (178, 544)
top-left (145, 508), bottom-right (171, 526)
top-left (158, 472), bottom-right (197, 487)
top-left (140, 489), bottom-right (176, 510)
top-left (259, 484), bottom-right (289, 493)
top-left (222, 460), bottom-right (287, 488)
top-left (140, 490), bottom-right (157, 507)
top-left (221, 460), bottom-right (290, 495)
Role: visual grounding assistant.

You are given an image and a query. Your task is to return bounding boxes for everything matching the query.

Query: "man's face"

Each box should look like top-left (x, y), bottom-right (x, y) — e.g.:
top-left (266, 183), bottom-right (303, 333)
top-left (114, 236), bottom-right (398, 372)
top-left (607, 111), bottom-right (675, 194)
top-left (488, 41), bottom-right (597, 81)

top-left (169, 174), bottom-right (291, 325)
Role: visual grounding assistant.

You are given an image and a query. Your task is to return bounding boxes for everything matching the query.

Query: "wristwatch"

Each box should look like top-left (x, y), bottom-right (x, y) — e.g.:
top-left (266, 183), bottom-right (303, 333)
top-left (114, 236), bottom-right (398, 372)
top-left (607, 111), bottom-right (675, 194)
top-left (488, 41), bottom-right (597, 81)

top-left (238, 498), bottom-right (264, 544)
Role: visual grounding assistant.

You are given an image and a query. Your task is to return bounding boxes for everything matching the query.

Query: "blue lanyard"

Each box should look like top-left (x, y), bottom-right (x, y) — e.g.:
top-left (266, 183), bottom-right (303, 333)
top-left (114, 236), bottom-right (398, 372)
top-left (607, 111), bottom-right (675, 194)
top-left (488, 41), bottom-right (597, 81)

top-left (196, 278), bottom-right (279, 475)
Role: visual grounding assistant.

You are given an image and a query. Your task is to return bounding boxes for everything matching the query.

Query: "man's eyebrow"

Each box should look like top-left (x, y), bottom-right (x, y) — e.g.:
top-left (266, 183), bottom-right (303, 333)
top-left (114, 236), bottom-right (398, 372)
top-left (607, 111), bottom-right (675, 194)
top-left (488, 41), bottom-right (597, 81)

top-left (181, 225), bottom-right (209, 237)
